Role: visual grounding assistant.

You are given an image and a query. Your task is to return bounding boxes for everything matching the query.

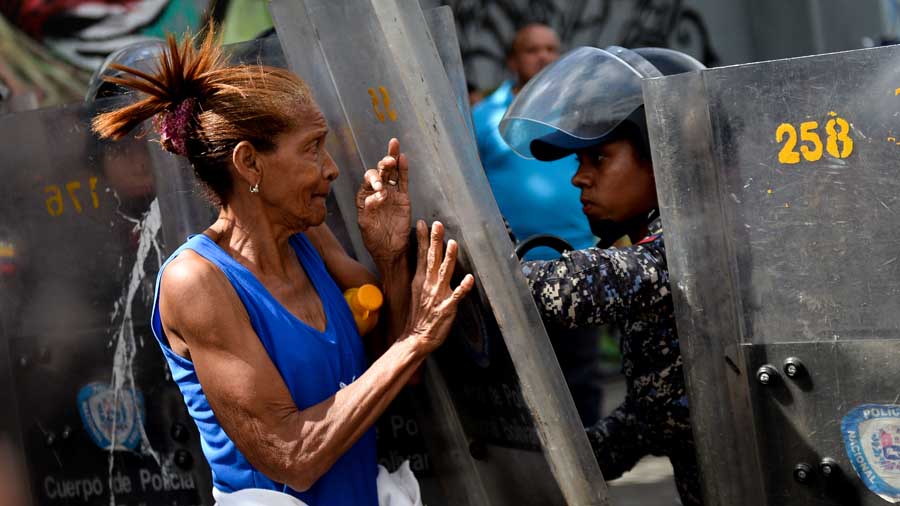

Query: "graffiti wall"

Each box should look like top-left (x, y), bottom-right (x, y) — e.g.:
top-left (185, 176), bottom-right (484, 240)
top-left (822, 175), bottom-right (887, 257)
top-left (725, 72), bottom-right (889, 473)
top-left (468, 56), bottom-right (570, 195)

top-left (0, 0), bottom-right (214, 112)
top-left (428, 0), bottom-right (719, 89)
top-left (0, 0), bottom-right (209, 70)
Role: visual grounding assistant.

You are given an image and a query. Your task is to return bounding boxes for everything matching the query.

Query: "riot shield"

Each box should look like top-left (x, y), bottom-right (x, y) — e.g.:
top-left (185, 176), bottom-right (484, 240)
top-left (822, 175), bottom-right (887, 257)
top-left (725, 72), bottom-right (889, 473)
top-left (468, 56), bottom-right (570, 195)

top-left (645, 44), bottom-right (900, 505)
top-left (423, 6), bottom-right (476, 140)
top-left (0, 98), bottom-right (213, 506)
top-left (269, 1), bottom-right (608, 505)
top-left (0, 13), bottom-right (607, 504)
top-left (227, 34), bottom-right (464, 503)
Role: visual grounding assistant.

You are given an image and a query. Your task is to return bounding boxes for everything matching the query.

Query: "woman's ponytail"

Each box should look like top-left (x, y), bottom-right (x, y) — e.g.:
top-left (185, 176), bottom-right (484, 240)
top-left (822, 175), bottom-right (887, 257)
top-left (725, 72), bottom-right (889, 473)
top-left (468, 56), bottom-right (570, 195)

top-left (92, 29), bottom-right (224, 156)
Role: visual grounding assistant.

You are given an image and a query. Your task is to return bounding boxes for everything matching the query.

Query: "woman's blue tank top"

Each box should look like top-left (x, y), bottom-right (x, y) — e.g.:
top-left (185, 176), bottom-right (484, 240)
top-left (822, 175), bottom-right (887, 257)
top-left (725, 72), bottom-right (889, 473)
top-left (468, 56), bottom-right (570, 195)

top-left (150, 233), bottom-right (377, 505)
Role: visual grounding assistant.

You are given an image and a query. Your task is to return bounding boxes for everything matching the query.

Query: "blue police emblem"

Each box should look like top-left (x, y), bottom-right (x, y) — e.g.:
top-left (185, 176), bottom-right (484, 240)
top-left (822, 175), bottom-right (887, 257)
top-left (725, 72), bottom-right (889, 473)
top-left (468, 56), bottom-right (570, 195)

top-left (77, 382), bottom-right (145, 451)
top-left (842, 404), bottom-right (900, 503)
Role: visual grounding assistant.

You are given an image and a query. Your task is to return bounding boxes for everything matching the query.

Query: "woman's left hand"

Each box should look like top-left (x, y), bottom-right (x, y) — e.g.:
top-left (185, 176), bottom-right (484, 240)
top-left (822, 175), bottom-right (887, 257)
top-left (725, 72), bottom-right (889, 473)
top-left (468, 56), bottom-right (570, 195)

top-left (356, 138), bottom-right (411, 263)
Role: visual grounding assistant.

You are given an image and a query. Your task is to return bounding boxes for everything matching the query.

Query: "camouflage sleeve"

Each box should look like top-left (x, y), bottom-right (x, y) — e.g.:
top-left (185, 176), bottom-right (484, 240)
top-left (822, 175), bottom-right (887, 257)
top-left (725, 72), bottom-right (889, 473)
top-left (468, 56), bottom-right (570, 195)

top-left (521, 236), bottom-right (669, 329)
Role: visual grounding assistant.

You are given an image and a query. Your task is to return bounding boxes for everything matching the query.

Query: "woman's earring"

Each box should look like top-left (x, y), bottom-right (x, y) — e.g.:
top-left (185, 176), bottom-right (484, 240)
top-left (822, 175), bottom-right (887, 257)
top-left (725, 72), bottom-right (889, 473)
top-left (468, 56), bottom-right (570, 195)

top-left (250, 182), bottom-right (260, 194)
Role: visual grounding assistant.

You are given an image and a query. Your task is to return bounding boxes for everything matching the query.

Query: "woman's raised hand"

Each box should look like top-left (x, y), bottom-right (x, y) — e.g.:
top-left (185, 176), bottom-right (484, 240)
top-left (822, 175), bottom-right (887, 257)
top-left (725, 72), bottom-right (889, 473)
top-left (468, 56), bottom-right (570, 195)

top-left (404, 220), bottom-right (475, 353)
top-left (356, 138), bottom-right (411, 263)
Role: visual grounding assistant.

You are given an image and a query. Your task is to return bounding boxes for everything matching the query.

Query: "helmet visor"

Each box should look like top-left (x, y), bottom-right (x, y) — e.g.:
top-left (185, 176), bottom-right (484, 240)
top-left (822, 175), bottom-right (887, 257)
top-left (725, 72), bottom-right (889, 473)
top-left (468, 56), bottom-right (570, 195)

top-left (86, 39), bottom-right (167, 102)
top-left (500, 46), bottom-right (649, 159)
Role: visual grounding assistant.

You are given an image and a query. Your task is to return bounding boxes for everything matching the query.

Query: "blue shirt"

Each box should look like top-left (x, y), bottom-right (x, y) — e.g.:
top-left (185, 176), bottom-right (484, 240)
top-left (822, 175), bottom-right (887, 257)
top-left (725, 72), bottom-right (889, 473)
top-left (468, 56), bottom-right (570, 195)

top-left (473, 80), bottom-right (596, 260)
top-left (151, 233), bottom-right (377, 506)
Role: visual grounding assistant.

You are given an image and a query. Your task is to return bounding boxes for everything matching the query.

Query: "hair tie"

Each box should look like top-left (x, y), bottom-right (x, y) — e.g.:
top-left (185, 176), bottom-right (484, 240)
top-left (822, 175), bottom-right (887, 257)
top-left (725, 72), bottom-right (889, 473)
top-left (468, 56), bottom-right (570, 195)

top-left (155, 97), bottom-right (196, 157)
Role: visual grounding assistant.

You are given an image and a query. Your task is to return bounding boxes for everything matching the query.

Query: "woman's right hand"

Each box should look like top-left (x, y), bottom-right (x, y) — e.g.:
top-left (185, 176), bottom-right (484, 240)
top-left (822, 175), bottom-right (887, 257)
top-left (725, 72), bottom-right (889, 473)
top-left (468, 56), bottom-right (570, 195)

top-left (404, 220), bottom-right (475, 354)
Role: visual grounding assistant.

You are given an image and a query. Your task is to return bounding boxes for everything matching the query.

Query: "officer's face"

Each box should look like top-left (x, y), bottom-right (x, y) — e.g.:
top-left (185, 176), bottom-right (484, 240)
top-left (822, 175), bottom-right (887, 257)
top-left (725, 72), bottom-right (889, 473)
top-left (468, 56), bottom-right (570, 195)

top-left (572, 139), bottom-right (657, 225)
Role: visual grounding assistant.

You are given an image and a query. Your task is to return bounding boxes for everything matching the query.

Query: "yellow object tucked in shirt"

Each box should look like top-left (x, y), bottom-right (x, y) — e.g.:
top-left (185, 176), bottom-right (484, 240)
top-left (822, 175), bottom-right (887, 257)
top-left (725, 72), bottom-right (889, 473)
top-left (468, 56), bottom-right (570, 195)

top-left (344, 284), bottom-right (383, 335)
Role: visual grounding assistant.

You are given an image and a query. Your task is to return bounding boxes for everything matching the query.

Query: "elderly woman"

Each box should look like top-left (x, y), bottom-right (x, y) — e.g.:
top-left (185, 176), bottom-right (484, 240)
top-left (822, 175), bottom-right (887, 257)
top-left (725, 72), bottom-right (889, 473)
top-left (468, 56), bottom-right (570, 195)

top-left (92, 31), bottom-right (473, 505)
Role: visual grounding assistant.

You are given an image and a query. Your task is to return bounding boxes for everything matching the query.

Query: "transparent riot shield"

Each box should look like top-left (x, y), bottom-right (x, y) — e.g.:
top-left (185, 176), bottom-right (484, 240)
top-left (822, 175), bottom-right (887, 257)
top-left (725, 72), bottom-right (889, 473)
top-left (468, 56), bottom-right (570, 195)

top-left (0, 98), bottom-right (213, 506)
top-left (270, 1), bottom-right (608, 505)
top-left (0, 23), bottom-right (550, 506)
top-left (227, 33), bottom-right (459, 501)
top-left (423, 6), bottom-right (476, 139)
top-left (645, 44), bottom-right (900, 505)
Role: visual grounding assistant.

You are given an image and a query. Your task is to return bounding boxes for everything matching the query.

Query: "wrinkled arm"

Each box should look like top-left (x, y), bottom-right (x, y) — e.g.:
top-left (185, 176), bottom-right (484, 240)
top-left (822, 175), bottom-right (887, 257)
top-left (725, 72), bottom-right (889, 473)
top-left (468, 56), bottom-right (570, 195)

top-left (159, 253), bottom-right (424, 492)
top-left (373, 251), bottom-right (410, 350)
top-left (521, 237), bottom-right (669, 330)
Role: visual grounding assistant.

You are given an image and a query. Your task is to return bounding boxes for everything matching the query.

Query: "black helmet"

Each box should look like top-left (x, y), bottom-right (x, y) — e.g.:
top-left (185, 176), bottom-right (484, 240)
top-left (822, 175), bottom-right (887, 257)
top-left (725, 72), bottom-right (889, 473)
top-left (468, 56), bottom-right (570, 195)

top-left (499, 45), bottom-right (705, 161)
top-left (85, 39), bottom-right (167, 103)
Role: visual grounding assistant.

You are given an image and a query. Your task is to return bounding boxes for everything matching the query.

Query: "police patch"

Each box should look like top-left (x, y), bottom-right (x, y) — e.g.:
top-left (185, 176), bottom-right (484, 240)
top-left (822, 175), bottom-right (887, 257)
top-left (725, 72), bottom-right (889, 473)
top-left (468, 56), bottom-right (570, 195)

top-left (77, 382), bottom-right (145, 451)
top-left (842, 404), bottom-right (900, 502)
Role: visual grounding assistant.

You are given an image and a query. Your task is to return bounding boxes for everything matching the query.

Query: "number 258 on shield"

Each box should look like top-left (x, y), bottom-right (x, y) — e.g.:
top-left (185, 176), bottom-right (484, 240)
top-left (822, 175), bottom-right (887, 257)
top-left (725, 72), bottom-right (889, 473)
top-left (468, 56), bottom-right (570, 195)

top-left (775, 113), bottom-right (854, 165)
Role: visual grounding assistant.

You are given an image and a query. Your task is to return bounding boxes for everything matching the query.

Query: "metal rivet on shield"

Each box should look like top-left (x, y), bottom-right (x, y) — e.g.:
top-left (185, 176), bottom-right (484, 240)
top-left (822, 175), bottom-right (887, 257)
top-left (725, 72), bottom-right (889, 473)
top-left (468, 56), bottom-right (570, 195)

top-left (756, 364), bottom-right (779, 385)
top-left (793, 462), bottom-right (813, 484)
top-left (170, 422), bottom-right (189, 443)
top-left (783, 357), bottom-right (806, 379)
top-left (174, 449), bottom-right (194, 470)
top-left (819, 457), bottom-right (839, 478)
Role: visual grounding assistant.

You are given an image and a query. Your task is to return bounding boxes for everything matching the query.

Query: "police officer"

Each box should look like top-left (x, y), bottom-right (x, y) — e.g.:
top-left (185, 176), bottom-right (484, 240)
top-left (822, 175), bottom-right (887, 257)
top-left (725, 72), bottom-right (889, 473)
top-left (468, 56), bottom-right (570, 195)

top-left (500, 46), bottom-right (706, 505)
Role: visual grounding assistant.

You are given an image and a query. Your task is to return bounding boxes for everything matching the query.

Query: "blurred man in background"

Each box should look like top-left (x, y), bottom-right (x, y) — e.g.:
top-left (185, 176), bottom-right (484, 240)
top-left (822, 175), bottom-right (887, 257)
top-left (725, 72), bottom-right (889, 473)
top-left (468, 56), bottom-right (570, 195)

top-left (473, 23), bottom-right (596, 259)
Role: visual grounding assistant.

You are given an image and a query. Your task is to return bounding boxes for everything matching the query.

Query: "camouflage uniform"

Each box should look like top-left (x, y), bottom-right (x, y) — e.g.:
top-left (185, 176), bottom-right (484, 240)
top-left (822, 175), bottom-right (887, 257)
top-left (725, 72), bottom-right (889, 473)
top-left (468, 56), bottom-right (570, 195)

top-left (521, 220), bottom-right (702, 506)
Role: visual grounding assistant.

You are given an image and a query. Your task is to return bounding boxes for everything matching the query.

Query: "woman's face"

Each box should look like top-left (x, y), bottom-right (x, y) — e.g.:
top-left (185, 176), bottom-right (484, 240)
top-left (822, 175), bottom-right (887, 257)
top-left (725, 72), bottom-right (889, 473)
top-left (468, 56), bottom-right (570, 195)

top-left (572, 138), bottom-right (657, 225)
top-left (256, 104), bottom-right (339, 229)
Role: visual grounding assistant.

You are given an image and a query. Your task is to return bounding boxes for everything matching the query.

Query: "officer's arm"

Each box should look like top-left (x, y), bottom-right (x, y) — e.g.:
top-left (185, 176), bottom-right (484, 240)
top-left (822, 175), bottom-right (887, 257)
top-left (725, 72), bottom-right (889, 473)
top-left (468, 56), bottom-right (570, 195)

top-left (521, 237), bottom-right (669, 329)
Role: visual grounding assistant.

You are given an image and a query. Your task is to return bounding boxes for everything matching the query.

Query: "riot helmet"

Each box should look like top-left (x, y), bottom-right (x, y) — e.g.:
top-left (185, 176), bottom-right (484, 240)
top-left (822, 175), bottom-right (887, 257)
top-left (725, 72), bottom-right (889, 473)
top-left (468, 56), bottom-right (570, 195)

top-left (85, 39), bottom-right (167, 102)
top-left (499, 45), bottom-right (704, 161)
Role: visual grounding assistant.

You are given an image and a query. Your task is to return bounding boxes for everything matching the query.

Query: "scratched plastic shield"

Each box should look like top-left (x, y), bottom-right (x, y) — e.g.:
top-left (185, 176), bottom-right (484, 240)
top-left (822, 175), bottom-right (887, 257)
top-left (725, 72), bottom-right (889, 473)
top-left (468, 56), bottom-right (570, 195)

top-left (644, 45), bottom-right (900, 505)
top-left (0, 98), bottom-right (213, 505)
top-left (270, 1), bottom-right (607, 505)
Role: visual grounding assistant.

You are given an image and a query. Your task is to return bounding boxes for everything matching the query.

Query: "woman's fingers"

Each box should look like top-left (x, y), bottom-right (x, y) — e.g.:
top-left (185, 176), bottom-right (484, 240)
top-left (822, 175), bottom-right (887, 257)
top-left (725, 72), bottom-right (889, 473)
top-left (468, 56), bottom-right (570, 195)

top-left (453, 274), bottom-right (475, 300)
top-left (377, 155), bottom-right (396, 173)
top-left (362, 168), bottom-right (388, 208)
top-left (398, 153), bottom-right (409, 193)
top-left (415, 220), bottom-right (429, 276)
top-left (444, 274), bottom-right (475, 309)
top-left (387, 138), bottom-right (400, 160)
top-left (384, 138), bottom-right (409, 194)
top-left (365, 191), bottom-right (386, 208)
top-left (437, 239), bottom-right (458, 288)
top-left (365, 139), bottom-right (406, 194)
top-left (377, 156), bottom-right (399, 190)
top-left (364, 168), bottom-right (384, 193)
top-left (426, 221), bottom-right (444, 282)
top-left (406, 221), bottom-right (475, 347)
top-left (380, 138), bottom-right (401, 189)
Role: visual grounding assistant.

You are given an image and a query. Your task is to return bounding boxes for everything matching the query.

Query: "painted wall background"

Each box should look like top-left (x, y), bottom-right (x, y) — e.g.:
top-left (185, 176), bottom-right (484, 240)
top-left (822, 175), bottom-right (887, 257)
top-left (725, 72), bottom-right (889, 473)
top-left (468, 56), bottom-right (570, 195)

top-left (420, 0), bottom-right (889, 90)
top-left (0, 0), bottom-right (896, 107)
